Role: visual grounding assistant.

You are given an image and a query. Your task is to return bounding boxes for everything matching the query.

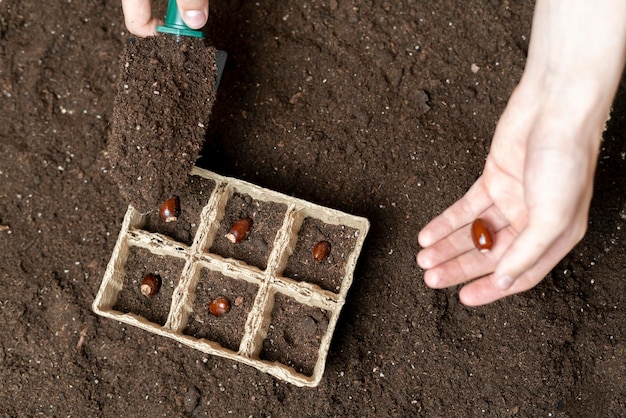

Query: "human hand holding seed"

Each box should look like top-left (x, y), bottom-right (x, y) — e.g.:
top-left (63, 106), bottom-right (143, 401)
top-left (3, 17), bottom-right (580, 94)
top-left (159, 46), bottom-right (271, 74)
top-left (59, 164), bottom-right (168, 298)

top-left (121, 0), bottom-right (209, 37)
top-left (417, 0), bottom-right (626, 306)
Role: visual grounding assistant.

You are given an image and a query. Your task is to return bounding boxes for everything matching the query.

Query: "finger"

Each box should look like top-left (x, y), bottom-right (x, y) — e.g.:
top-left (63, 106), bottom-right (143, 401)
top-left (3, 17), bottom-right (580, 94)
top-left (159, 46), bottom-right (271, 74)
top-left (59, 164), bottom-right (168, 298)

top-left (417, 226), bottom-right (473, 270)
top-left (458, 274), bottom-right (529, 307)
top-left (492, 164), bottom-right (589, 291)
top-left (462, 207), bottom-right (560, 306)
top-left (423, 251), bottom-right (495, 289)
top-left (458, 249), bottom-right (559, 306)
top-left (492, 217), bottom-right (562, 289)
top-left (122, 0), bottom-right (162, 37)
top-left (417, 208), bottom-right (508, 269)
top-left (422, 224), bottom-right (517, 288)
top-left (177, 0), bottom-right (209, 29)
top-left (418, 178), bottom-right (493, 248)
top-left (494, 218), bottom-right (585, 289)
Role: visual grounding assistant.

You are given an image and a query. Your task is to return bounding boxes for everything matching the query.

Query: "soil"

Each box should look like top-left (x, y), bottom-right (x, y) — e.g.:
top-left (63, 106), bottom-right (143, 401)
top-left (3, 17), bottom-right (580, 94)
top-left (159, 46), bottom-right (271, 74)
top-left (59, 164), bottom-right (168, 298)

top-left (143, 175), bottom-right (216, 246)
top-left (209, 192), bottom-right (287, 271)
top-left (283, 218), bottom-right (358, 293)
top-left (261, 292), bottom-right (330, 377)
top-left (185, 269), bottom-right (259, 353)
top-left (0, 1), bottom-right (625, 417)
top-left (108, 35), bottom-right (218, 214)
top-left (113, 247), bottom-right (186, 326)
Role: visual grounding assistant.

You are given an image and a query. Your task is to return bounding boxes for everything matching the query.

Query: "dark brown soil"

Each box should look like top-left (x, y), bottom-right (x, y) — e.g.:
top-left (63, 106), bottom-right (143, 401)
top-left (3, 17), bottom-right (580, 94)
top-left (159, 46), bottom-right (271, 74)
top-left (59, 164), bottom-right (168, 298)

top-left (283, 218), bottom-right (358, 292)
top-left (142, 175), bottom-right (216, 246)
top-left (185, 269), bottom-right (259, 352)
top-left (108, 35), bottom-right (218, 214)
top-left (0, 1), bottom-right (625, 416)
top-left (113, 247), bottom-right (185, 326)
top-left (209, 192), bottom-right (287, 270)
top-left (261, 292), bottom-right (330, 377)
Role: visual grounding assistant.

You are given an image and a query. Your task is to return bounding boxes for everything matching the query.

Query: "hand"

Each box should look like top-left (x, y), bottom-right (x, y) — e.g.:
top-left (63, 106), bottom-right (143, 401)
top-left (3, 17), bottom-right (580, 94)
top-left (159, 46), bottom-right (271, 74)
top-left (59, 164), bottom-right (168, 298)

top-left (416, 0), bottom-right (626, 306)
top-left (121, 0), bottom-right (209, 37)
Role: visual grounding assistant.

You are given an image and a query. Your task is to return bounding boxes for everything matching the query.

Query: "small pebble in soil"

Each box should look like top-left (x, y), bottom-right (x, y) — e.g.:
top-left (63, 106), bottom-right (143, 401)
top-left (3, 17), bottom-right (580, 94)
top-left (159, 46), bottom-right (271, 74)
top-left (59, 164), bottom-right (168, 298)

top-left (225, 217), bottom-right (252, 243)
top-left (302, 315), bottom-right (318, 337)
top-left (140, 273), bottom-right (162, 297)
top-left (159, 195), bottom-right (181, 222)
top-left (313, 240), bottom-right (331, 262)
top-left (209, 296), bottom-right (231, 316)
top-left (471, 218), bottom-right (493, 252)
top-left (184, 386), bottom-right (200, 414)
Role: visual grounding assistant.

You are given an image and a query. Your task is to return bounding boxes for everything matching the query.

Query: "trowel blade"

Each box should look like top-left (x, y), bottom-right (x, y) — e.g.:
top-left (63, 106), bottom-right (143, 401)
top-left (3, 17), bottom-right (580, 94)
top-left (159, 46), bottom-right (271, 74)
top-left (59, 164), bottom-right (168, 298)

top-left (215, 50), bottom-right (227, 91)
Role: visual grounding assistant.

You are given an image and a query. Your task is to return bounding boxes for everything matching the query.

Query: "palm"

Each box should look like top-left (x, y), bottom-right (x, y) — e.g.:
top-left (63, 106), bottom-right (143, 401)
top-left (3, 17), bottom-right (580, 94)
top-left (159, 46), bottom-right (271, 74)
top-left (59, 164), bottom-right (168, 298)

top-left (417, 94), bottom-right (598, 306)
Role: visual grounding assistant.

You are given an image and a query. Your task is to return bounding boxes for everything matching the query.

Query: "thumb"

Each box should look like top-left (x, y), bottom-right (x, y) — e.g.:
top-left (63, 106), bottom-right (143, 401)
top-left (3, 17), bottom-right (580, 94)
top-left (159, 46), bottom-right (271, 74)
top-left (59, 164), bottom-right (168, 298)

top-left (177, 0), bottom-right (209, 29)
top-left (492, 216), bottom-right (564, 290)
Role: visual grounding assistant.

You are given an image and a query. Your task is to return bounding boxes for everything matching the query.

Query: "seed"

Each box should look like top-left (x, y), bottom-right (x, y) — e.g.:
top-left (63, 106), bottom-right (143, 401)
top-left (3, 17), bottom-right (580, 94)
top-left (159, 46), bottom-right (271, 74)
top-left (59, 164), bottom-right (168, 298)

top-left (471, 218), bottom-right (493, 252)
top-left (140, 273), bottom-right (162, 297)
top-left (313, 240), bottom-right (331, 262)
top-left (225, 217), bottom-right (253, 243)
top-left (159, 195), bottom-right (181, 222)
top-left (209, 296), bottom-right (231, 316)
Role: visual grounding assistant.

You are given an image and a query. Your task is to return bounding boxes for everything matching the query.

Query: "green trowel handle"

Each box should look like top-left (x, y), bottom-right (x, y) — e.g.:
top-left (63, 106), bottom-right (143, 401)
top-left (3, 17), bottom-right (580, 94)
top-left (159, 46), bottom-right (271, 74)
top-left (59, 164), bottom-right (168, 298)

top-left (157, 0), bottom-right (205, 38)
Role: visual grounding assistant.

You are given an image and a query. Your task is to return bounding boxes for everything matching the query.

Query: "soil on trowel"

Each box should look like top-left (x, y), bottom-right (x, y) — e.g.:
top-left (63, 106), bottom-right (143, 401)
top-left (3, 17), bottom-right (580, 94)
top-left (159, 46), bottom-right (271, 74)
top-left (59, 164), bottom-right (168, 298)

top-left (108, 34), bottom-right (218, 214)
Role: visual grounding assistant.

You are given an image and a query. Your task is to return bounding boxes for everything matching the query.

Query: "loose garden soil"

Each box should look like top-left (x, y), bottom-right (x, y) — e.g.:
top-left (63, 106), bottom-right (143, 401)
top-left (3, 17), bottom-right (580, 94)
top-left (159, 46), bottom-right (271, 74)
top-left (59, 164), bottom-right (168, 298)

top-left (108, 35), bottom-right (218, 214)
top-left (0, 1), bottom-right (625, 416)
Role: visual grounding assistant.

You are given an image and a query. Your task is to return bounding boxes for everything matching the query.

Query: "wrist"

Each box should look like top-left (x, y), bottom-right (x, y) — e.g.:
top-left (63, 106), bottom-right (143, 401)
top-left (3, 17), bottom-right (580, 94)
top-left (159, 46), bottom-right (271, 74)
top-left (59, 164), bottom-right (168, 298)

top-left (521, 0), bottom-right (626, 115)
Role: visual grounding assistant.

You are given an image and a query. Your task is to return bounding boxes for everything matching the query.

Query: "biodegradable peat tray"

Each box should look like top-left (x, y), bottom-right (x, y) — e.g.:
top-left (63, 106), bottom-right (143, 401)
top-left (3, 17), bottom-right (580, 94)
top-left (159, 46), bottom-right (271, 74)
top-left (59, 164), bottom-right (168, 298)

top-left (93, 167), bottom-right (369, 387)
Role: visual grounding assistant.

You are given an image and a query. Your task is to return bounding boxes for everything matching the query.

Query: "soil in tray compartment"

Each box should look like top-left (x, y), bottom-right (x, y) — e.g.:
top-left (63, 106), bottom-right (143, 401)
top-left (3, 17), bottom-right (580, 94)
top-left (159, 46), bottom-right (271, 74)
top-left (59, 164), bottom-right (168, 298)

top-left (185, 268), bottom-right (259, 352)
top-left (260, 293), bottom-right (330, 377)
top-left (283, 217), bottom-right (358, 292)
top-left (141, 176), bottom-right (216, 246)
top-left (113, 246), bottom-right (185, 326)
top-left (208, 192), bottom-right (287, 270)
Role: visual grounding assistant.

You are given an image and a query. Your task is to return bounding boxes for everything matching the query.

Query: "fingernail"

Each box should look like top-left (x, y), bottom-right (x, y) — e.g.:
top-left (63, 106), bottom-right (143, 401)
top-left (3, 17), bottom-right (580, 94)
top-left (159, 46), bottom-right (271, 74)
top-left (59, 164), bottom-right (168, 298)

top-left (496, 275), bottom-right (514, 290)
top-left (182, 10), bottom-right (207, 29)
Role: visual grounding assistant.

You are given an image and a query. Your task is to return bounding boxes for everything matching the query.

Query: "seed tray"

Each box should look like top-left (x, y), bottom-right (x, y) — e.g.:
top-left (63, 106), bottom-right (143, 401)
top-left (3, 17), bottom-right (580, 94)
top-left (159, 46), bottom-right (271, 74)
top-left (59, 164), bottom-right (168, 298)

top-left (93, 167), bottom-right (369, 387)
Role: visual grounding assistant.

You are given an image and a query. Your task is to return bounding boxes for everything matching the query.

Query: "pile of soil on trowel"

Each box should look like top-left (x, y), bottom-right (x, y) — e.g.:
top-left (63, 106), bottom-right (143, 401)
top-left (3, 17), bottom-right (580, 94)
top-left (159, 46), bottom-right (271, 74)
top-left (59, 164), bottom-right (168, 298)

top-left (108, 34), bottom-right (217, 214)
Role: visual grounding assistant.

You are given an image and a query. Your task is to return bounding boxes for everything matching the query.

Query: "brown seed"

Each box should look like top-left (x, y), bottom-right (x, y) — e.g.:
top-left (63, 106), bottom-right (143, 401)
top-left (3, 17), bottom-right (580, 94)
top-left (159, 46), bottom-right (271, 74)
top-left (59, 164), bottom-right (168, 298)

top-left (471, 218), bottom-right (494, 252)
top-left (140, 273), bottom-right (162, 297)
top-left (209, 296), bottom-right (231, 316)
top-left (159, 195), bottom-right (181, 222)
top-left (225, 217), bottom-right (252, 243)
top-left (313, 240), bottom-right (331, 262)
